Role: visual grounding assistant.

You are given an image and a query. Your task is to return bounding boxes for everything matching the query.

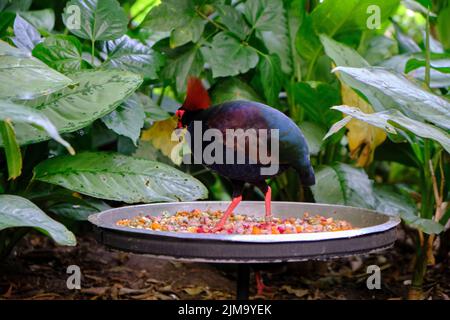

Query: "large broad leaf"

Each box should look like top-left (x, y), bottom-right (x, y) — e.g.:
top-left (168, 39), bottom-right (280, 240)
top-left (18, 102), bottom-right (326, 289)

top-left (142, 0), bottom-right (205, 48)
top-left (215, 4), bottom-right (250, 40)
top-left (161, 43), bottom-right (203, 93)
top-left (201, 32), bottom-right (258, 78)
top-left (12, 14), bottom-right (41, 52)
top-left (361, 35), bottom-right (398, 65)
top-left (340, 82), bottom-right (387, 167)
top-left (0, 40), bottom-right (73, 100)
top-left (296, 0), bottom-right (400, 62)
top-left (1, 70), bottom-right (142, 146)
top-left (0, 194), bottom-right (76, 246)
top-left (285, 0), bottom-right (305, 81)
top-left (243, 0), bottom-right (291, 73)
top-left (32, 35), bottom-right (89, 73)
top-left (33, 152), bottom-right (208, 203)
top-left (325, 105), bottom-right (450, 153)
top-left (101, 93), bottom-right (146, 145)
top-left (298, 121), bottom-right (325, 156)
top-left (320, 34), bottom-right (369, 68)
top-left (287, 81), bottom-right (340, 127)
top-left (381, 53), bottom-right (450, 88)
top-left (62, 0), bottom-right (127, 41)
top-left (373, 185), bottom-right (443, 235)
top-left (258, 54), bottom-right (283, 105)
top-left (101, 35), bottom-right (164, 79)
top-left (210, 77), bottom-right (262, 105)
top-left (0, 120), bottom-right (22, 180)
top-left (333, 66), bottom-right (450, 130)
top-left (311, 163), bottom-right (376, 209)
top-left (136, 93), bottom-right (171, 123)
top-left (20, 9), bottom-right (55, 31)
top-left (437, 6), bottom-right (450, 50)
top-left (0, 100), bottom-right (74, 153)
top-left (0, 0), bottom-right (32, 12)
top-left (321, 35), bottom-right (386, 166)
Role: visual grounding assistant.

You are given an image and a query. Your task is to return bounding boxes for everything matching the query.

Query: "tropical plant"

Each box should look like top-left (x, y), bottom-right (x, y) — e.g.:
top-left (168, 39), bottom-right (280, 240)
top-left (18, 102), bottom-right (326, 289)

top-left (0, 0), bottom-right (448, 300)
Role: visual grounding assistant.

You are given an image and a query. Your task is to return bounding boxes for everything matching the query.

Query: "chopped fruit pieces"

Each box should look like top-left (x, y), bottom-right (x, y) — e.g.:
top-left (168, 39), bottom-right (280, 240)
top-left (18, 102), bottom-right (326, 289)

top-left (116, 210), bottom-right (354, 235)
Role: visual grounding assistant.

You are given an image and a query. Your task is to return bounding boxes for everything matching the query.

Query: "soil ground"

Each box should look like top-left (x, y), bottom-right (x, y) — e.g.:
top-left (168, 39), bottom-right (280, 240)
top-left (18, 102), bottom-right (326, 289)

top-left (0, 229), bottom-right (449, 300)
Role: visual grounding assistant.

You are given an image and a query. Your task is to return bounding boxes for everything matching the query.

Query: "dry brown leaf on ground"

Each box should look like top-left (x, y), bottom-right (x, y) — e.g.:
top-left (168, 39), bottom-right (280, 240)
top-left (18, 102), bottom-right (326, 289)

top-left (280, 285), bottom-right (309, 298)
top-left (183, 286), bottom-right (207, 296)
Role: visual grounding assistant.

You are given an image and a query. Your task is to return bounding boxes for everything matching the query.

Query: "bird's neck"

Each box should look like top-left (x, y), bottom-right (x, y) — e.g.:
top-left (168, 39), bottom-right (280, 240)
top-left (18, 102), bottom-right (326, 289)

top-left (181, 109), bottom-right (204, 127)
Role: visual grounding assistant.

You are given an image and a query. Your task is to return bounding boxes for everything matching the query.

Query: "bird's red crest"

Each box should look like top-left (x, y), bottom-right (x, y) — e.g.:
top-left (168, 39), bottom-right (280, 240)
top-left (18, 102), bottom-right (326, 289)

top-left (182, 77), bottom-right (210, 111)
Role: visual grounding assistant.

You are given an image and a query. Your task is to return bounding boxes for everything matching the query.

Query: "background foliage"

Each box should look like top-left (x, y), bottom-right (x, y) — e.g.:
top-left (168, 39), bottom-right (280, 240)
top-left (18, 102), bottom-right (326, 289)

top-left (0, 0), bottom-right (449, 298)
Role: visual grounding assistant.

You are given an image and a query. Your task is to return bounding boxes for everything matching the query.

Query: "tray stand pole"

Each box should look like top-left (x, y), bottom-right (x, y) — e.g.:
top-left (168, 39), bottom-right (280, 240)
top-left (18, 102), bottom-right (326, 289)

top-left (236, 264), bottom-right (250, 300)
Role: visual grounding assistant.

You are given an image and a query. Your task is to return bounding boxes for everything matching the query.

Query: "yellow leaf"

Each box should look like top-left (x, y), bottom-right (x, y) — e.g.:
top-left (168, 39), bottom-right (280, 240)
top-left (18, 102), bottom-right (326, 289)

top-left (340, 82), bottom-right (386, 167)
top-left (140, 116), bottom-right (188, 165)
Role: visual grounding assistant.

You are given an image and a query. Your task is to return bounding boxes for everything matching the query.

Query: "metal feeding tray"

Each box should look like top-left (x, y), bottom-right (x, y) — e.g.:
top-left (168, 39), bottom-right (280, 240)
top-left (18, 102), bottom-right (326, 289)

top-left (88, 201), bottom-right (400, 263)
top-left (88, 201), bottom-right (400, 299)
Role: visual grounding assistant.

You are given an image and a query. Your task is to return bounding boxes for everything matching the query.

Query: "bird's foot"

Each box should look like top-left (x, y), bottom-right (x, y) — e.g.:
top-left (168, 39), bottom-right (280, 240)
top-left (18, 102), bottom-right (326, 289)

top-left (255, 271), bottom-right (274, 296)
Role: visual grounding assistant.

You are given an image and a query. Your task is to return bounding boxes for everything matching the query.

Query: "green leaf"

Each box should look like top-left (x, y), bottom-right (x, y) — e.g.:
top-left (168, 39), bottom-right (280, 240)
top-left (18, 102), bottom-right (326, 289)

top-left (46, 196), bottom-right (110, 221)
top-left (296, 0), bottom-right (400, 62)
top-left (402, 0), bottom-right (435, 16)
top-left (12, 14), bottom-right (41, 52)
top-left (137, 93), bottom-right (171, 122)
top-left (405, 55), bottom-right (450, 74)
top-left (0, 120), bottom-right (22, 180)
top-left (20, 9), bottom-right (55, 31)
top-left (286, 0), bottom-right (305, 80)
top-left (0, 0), bottom-right (31, 12)
top-left (373, 184), bottom-right (442, 234)
top-left (243, 0), bottom-right (283, 31)
top-left (101, 93), bottom-right (146, 145)
top-left (362, 35), bottom-right (398, 65)
top-left (258, 54), bottom-right (283, 105)
top-left (373, 185), bottom-right (416, 216)
top-left (32, 35), bottom-right (89, 73)
top-left (393, 22), bottom-right (421, 54)
top-left (33, 152), bottom-right (209, 203)
top-left (0, 100), bottom-right (74, 154)
top-left (320, 33), bottom-right (369, 67)
top-left (0, 70), bottom-right (142, 146)
top-left (327, 105), bottom-right (450, 153)
top-left (210, 77), bottom-right (262, 105)
top-left (215, 4), bottom-right (249, 40)
top-left (62, 0), bottom-right (128, 41)
top-left (288, 81), bottom-right (341, 127)
top-left (0, 40), bottom-right (74, 100)
top-left (243, 0), bottom-right (290, 73)
top-left (142, 0), bottom-right (205, 48)
top-left (298, 121), bottom-right (325, 156)
top-left (161, 43), bottom-right (203, 93)
top-left (201, 32), bottom-right (258, 78)
top-left (437, 5), bottom-right (450, 50)
top-left (381, 53), bottom-right (450, 88)
top-left (0, 194), bottom-right (76, 246)
top-left (311, 163), bottom-right (376, 209)
top-left (102, 35), bottom-right (164, 79)
top-left (333, 66), bottom-right (450, 130)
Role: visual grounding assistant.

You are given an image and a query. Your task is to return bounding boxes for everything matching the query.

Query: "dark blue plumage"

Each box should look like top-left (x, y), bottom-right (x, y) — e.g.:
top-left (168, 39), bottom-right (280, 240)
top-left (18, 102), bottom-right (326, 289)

top-left (177, 77), bottom-right (315, 230)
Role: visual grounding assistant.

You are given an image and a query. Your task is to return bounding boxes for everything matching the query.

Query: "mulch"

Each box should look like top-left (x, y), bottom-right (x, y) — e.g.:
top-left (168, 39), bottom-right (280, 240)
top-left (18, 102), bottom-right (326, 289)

top-left (0, 228), bottom-right (449, 300)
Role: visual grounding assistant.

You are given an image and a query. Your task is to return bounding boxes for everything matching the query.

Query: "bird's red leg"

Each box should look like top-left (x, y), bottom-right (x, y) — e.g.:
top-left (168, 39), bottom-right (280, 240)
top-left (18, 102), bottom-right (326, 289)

top-left (214, 195), bottom-right (242, 230)
top-left (255, 271), bottom-right (266, 296)
top-left (264, 186), bottom-right (272, 223)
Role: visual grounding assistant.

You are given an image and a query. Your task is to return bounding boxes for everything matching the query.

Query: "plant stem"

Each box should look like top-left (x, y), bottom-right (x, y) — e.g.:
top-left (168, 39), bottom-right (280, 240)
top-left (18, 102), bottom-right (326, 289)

top-left (425, 10), bottom-right (431, 87)
top-left (91, 39), bottom-right (95, 66)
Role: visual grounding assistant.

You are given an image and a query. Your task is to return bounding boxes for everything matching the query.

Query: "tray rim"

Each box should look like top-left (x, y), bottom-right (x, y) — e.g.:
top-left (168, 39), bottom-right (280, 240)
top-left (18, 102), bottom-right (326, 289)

top-left (88, 201), bottom-right (401, 244)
